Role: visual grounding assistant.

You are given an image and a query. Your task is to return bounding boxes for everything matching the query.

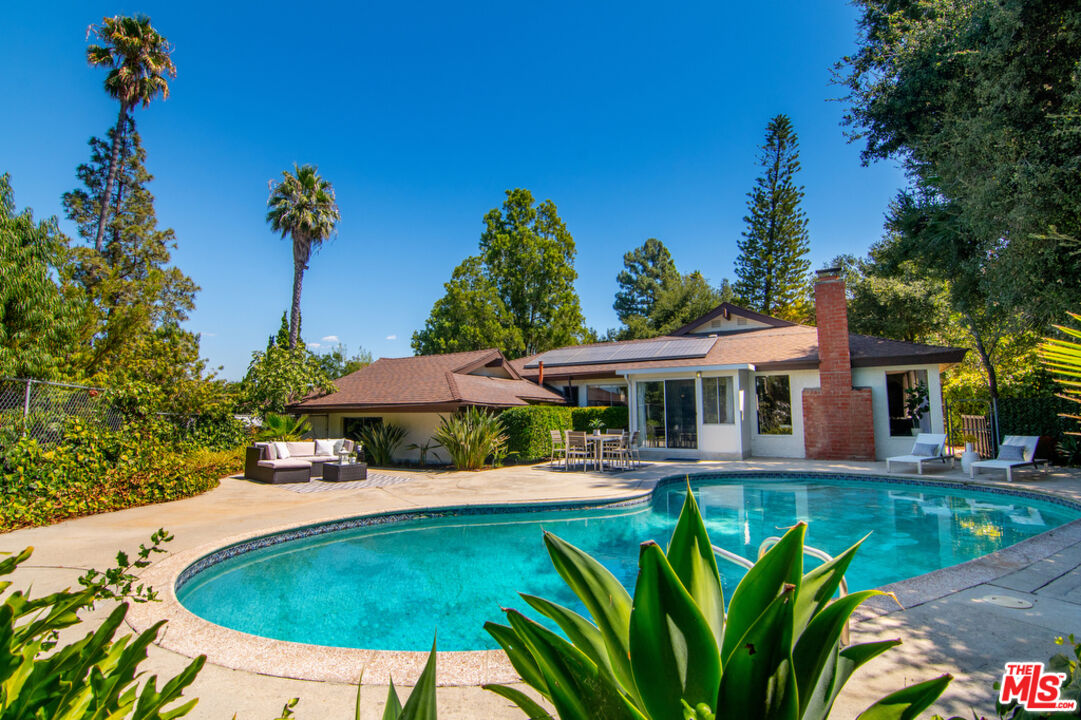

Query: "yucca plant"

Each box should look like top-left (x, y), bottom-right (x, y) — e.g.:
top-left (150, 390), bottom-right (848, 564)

top-left (432, 406), bottom-right (508, 471)
top-left (256, 412), bottom-right (311, 441)
top-left (1040, 311), bottom-right (1081, 439)
top-left (483, 488), bottom-right (951, 720)
top-left (357, 422), bottom-right (407, 466)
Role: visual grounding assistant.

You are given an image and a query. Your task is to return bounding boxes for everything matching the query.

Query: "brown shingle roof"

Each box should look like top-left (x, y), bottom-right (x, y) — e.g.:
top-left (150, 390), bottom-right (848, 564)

top-left (510, 325), bottom-right (966, 381)
top-left (292, 348), bottom-right (564, 412)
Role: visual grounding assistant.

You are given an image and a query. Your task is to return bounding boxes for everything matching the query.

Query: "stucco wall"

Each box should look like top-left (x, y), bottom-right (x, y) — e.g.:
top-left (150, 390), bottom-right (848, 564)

top-left (852, 364), bottom-right (945, 460)
top-left (319, 412), bottom-right (447, 464)
top-left (749, 369), bottom-right (820, 459)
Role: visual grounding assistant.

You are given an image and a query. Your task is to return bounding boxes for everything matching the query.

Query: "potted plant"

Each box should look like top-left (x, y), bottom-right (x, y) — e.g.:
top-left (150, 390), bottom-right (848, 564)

top-left (588, 418), bottom-right (606, 435)
top-left (904, 382), bottom-right (929, 435)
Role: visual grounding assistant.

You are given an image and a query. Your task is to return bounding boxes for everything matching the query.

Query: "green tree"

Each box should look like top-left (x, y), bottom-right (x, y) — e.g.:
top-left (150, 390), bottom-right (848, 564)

top-left (837, 0), bottom-right (1081, 398)
top-left (0, 174), bottom-right (82, 379)
top-left (650, 271), bottom-right (725, 335)
top-left (414, 189), bottom-right (588, 357)
top-left (266, 164), bottom-right (341, 350)
top-left (733, 114), bottom-right (812, 321)
top-left (62, 128), bottom-right (203, 408)
top-left (614, 238), bottom-right (678, 323)
top-left (316, 343), bottom-right (373, 379)
top-left (240, 318), bottom-right (335, 415)
top-left (86, 15), bottom-right (176, 253)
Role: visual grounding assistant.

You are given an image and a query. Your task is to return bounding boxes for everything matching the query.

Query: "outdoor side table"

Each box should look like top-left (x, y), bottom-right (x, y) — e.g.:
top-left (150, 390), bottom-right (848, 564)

top-left (322, 461), bottom-right (367, 482)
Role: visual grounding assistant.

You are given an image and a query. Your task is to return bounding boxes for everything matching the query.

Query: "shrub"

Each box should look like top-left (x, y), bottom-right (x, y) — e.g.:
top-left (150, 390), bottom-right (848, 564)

top-left (500, 406), bottom-right (574, 461)
top-left (256, 412), bottom-right (311, 441)
top-left (358, 422), bottom-right (407, 466)
top-left (433, 407), bottom-right (508, 470)
top-left (484, 486), bottom-right (951, 719)
top-left (571, 406), bottom-right (630, 432)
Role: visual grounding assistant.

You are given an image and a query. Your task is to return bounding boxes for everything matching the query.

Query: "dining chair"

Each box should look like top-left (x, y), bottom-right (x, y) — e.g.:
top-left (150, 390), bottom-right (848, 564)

top-left (564, 431), bottom-right (592, 471)
top-left (628, 431), bottom-right (642, 468)
top-left (549, 429), bottom-right (567, 467)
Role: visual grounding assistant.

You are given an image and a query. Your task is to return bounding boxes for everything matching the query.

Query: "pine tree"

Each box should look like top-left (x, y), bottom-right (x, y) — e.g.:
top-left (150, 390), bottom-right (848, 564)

top-left (614, 238), bottom-right (678, 322)
top-left (733, 114), bottom-right (812, 320)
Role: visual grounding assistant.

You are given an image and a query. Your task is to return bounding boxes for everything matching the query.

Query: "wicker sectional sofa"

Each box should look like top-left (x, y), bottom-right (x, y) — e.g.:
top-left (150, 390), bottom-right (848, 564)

top-left (244, 439), bottom-right (356, 484)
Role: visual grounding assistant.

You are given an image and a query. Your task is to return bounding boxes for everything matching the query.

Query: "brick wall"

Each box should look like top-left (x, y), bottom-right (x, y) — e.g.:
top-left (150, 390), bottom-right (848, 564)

top-left (802, 270), bottom-right (876, 460)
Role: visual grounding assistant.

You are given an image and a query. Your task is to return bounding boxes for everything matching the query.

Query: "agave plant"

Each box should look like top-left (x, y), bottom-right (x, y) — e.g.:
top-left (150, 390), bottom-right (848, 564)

top-left (432, 406), bottom-right (508, 470)
top-left (483, 488), bottom-right (951, 720)
top-left (357, 422), bottom-right (407, 466)
top-left (256, 412), bottom-right (311, 441)
top-left (364, 638), bottom-right (439, 720)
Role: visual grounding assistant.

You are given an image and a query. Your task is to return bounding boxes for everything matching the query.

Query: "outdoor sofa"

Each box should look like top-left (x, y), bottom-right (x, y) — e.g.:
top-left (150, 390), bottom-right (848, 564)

top-left (969, 435), bottom-right (1047, 482)
top-left (885, 433), bottom-right (951, 475)
top-left (244, 439), bottom-right (356, 484)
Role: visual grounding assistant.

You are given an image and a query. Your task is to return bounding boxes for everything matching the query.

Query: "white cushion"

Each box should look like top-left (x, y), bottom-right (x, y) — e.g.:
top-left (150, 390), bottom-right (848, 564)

top-left (273, 441), bottom-right (291, 459)
top-left (286, 441), bottom-right (315, 457)
top-left (315, 439), bottom-right (335, 456)
top-left (332, 438), bottom-right (346, 454)
top-left (257, 458), bottom-right (310, 469)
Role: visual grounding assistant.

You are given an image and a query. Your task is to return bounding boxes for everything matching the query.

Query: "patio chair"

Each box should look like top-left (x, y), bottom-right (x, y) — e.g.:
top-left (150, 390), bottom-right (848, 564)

top-left (606, 431), bottom-right (632, 470)
top-left (885, 433), bottom-right (950, 475)
top-left (549, 429), bottom-right (567, 467)
top-left (628, 431), bottom-right (642, 468)
top-left (969, 436), bottom-right (1047, 482)
top-left (564, 431), bottom-right (594, 471)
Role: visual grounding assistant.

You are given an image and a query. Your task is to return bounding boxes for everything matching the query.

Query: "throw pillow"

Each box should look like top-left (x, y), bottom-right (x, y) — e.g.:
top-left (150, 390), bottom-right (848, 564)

top-left (998, 444), bottom-right (1026, 461)
top-left (911, 442), bottom-right (939, 457)
top-left (273, 441), bottom-right (291, 459)
top-left (332, 438), bottom-right (346, 454)
top-left (263, 443), bottom-right (278, 460)
top-left (315, 439), bottom-right (335, 456)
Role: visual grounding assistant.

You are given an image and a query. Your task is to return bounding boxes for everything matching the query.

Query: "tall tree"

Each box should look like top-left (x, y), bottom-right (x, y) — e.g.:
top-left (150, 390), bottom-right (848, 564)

top-left (650, 271), bottom-right (725, 335)
top-left (613, 238), bottom-right (678, 322)
top-left (414, 189), bottom-right (588, 357)
top-left (733, 114), bottom-right (812, 321)
top-left (837, 0), bottom-right (1081, 398)
top-left (86, 15), bottom-right (176, 253)
top-left (241, 314), bottom-right (335, 415)
top-left (266, 164), bottom-right (341, 350)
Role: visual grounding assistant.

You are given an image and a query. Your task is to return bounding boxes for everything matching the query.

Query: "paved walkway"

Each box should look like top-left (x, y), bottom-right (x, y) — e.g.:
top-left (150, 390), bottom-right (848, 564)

top-left (2, 459), bottom-right (1080, 719)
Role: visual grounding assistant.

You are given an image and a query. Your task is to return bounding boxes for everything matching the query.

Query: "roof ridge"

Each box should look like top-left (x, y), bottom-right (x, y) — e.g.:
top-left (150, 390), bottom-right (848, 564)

top-left (444, 370), bottom-right (462, 401)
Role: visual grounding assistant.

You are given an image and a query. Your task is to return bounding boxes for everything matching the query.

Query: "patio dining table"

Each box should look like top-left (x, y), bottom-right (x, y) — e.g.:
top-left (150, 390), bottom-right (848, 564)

top-left (584, 432), bottom-right (623, 472)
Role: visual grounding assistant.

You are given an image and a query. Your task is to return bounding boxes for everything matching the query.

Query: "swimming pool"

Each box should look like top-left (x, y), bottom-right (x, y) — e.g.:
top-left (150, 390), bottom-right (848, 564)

top-left (176, 474), bottom-right (1080, 652)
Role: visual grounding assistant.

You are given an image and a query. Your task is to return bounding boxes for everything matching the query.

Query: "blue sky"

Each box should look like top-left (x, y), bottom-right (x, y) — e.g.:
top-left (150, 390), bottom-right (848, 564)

top-left (2, 1), bottom-right (902, 380)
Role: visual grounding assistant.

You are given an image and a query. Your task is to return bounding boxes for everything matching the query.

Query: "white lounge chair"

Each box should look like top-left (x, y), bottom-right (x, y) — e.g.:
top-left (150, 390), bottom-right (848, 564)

top-left (886, 433), bottom-right (951, 474)
top-left (969, 436), bottom-right (1047, 482)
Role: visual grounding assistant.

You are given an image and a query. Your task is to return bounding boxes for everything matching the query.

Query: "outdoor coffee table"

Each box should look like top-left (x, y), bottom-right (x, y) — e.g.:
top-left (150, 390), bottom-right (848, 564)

top-left (322, 461), bottom-right (367, 482)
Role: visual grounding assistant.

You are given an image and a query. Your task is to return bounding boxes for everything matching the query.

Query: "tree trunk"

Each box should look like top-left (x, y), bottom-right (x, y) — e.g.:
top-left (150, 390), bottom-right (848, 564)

top-left (289, 237), bottom-right (309, 349)
top-left (109, 115), bottom-right (133, 253)
top-left (94, 103), bottom-right (128, 253)
top-left (965, 313), bottom-right (1000, 400)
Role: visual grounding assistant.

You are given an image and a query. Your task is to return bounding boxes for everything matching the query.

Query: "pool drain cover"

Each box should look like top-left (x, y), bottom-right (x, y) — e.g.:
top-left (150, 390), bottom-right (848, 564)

top-left (977, 594), bottom-right (1033, 609)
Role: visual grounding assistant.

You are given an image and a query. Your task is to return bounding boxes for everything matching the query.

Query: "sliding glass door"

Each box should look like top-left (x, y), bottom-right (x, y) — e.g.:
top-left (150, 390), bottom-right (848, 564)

top-left (636, 379), bottom-right (698, 449)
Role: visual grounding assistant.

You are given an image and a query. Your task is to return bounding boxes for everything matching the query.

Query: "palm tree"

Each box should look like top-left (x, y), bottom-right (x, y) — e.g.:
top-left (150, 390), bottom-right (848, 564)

top-left (86, 15), bottom-right (176, 253)
top-left (266, 164), bottom-right (341, 349)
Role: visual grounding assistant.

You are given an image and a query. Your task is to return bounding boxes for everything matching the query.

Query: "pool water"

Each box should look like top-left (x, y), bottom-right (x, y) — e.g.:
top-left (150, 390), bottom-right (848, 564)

top-left (177, 476), bottom-right (1079, 651)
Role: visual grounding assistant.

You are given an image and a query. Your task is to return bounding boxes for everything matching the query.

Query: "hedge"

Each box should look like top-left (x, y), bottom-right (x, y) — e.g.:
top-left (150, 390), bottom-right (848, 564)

top-left (499, 405), bottom-right (632, 462)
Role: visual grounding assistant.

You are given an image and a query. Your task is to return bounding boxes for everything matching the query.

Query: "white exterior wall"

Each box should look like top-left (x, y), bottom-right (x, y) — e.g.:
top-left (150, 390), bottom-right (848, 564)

top-left (749, 369), bottom-right (820, 459)
top-left (852, 364), bottom-right (945, 460)
top-left (316, 412), bottom-right (447, 464)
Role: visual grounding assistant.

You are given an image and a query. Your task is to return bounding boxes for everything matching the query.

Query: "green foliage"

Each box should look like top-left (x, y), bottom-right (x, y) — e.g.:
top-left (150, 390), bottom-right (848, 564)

top-left (614, 238), bottom-right (678, 323)
top-left (414, 189), bottom-right (589, 358)
top-left (499, 406), bottom-right (575, 462)
top-left (570, 407), bottom-right (629, 433)
top-left (0, 541), bottom-right (205, 720)
top-left (1041, 312), bottom-right (1081, 431)
top-left (241, 323), bottom-right (336, 415)
top-left (0, 174), bottom-right (82, 380)
top-left (996, 397), bottom-right (1077, 444)
top-left (734, 114), bottom-right (812, 321)
top-left (405, 439), bottom-right (442, 466)
top-left (375, 638), bottom-right (440, 720)
top-left (316, 343), bottom-right (373, 379)
top-left (904, 382), bottom-right (928, 423)
top-left (256, 412), bottom-right (311, 441)
top-left (266, 164), bottom-right (341, 349)
top-left (78, 528), bottom-right (173, 603)
top-left (484, 488), bottom-right (950, 720)
top-left (358, 422), bottom-right (407, 466)
top-left (0, 419), bottom-right (241, 531)
top-left (647, 271), bottom-right (726, 336)
top-left (432, 407), bottom-right (508, 471)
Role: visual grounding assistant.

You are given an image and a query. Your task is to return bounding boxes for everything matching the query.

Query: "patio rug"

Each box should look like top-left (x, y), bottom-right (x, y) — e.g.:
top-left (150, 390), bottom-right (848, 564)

top-left (279, 471), bottom-right (416, 494)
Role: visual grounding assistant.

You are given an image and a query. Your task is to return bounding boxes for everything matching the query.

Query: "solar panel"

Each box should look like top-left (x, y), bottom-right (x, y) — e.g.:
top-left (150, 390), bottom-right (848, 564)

top-left (524, 337), bottom-right (717, 369)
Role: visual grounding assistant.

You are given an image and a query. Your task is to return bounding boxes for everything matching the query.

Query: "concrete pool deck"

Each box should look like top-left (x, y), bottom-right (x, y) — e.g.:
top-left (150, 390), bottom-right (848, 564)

top-left (3, 458), bottom-right (1081, 719)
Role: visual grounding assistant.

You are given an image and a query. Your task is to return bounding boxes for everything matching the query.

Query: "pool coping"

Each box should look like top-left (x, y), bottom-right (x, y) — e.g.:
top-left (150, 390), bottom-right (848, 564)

top-left (127, 470), bottom-right (1081, 686)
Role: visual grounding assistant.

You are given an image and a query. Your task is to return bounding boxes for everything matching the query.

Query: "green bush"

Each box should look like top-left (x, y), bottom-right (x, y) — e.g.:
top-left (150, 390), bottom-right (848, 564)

top-left (571, 406), bottom-right (630, 433)
top-left (255, 412), bottom-right (311, 441)
top-left (0, 419), bottom-right (242, 531)
top-left (358, 422), bottom-right (407, 466)
top-left (500, 406), bottom-right (574, 461)
top-left (484, 487), bottom-right (951, 720)
top-left (433, 407), bottom-right (508, 470)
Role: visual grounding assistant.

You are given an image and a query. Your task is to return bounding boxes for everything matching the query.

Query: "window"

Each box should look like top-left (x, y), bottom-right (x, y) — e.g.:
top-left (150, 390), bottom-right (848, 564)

top-left (755, 375), bottom-right (792, 435)
top-left (586, 384), bottom-right (628, 407)
top-left (702, 376), bottom-right (734, 424)
top-left (886, 370), bottom-right (929, 436)
top-left (636, 379), bottom-right (698, 449)
top-left (560, 385), bottom-right (580, 406)
top-left (343, 417), bottom-right (383, 442)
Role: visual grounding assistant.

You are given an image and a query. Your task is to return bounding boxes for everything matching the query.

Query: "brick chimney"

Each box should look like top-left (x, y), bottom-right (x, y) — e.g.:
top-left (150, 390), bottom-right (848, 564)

top-left (801, 268), bottom-right (876, 460)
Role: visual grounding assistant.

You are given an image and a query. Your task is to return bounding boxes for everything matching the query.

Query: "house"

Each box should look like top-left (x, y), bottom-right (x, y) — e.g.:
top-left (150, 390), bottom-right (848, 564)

top-left (511, 268), bottom-right (966, 461)
top-left (290, 348), bottom-right (564, 463)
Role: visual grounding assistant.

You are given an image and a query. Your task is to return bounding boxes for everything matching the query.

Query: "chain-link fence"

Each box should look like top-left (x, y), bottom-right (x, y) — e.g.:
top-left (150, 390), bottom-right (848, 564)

top-left (0, 378), bottom-right (122, 444)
